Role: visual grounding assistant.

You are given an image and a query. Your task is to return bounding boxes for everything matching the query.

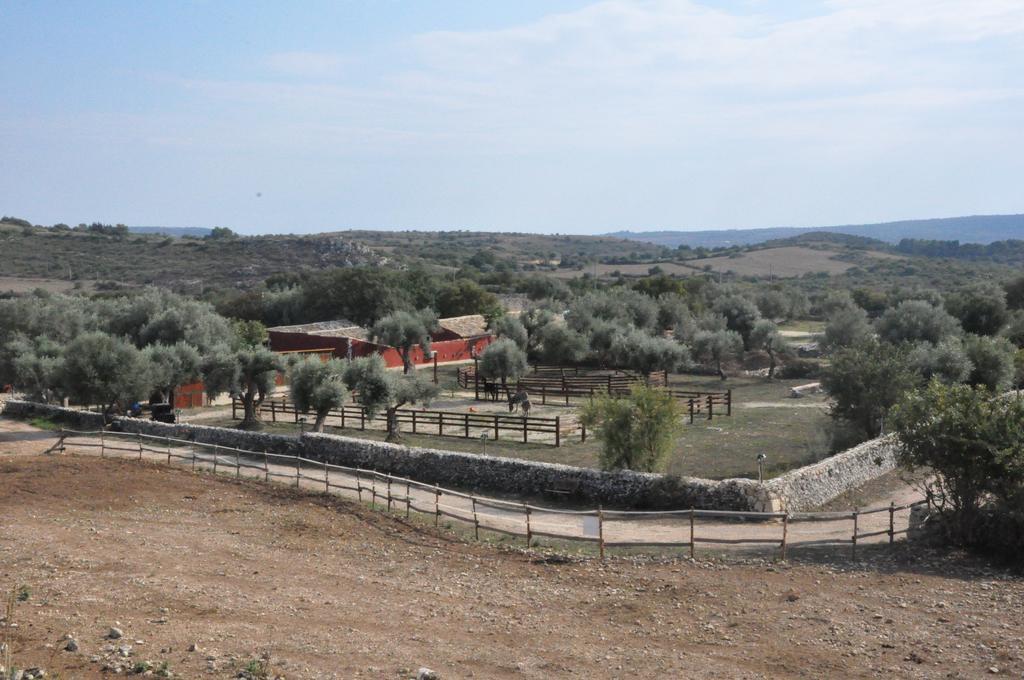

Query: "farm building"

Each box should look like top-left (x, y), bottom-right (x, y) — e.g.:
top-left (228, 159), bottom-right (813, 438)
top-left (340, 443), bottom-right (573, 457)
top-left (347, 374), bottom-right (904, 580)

top-left (267, 314), bottom-right (494, 369)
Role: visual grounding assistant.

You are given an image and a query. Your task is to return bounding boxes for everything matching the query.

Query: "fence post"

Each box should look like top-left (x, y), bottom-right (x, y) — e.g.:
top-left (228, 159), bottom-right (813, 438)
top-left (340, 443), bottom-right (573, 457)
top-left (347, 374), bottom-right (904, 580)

top-left (137, 432), bottom-right (143, 460)
top-left (707, 395), bottom-right (714, 421)
top-left (264, 452), bottom-right (269, 483)
top-left (386, 476), bottom-right (393, 512)
top-left (472, 497), bottom-right (480, 541)
top-left (522, 416), bottom-right (528, 444)
top-left (524, 504), bottom-right (532, 547)
top-left (438, 411), bottom-right (443, 436)
top-left (851, 508), bottom-right (859, 560)
top-left (689, 399), bottom-right (695, 424)
top-left (341, 407), bottom-right (346, 429)
top-left (434, 486), bottom-right (441, 528)
top-left (295, 455), bottom-right (300, 488)
top-left (689, 507), bottom-right (696, 559)
top-left (541, 385), bottom-right (546, 405)
top-left (464, 414), bottom-right (470, 439)
top-left (191, 441), bottom-right (197, 472)
top-left (167, 439), bottom-right (172, 466)
top-left (213, 447), bottom-right (218, 474)
top-left (232, 398), bottom-right (236, 421)
top-left (235, 450), bottom-right (240, 478)
top-left (360, 408), bottom-right (365, 430)
top-left (356, 469), bottom-right (363, 502)
top-left (100, 430), bottom-right (106, 458)
top-left (555, 416), bottom-right (561, 447)
top-left (727, 389), bottom-right (732, 417)
top-left (405, 481), bottom-right (411, 519)
top-left (271, 401), bottom-right (276, 423)
top-left (324, 460), bottom-right (330, 493)
top-left (412, 410), bottom-right (417, 434)
top-left (581, 422), bottom-right (587, 443)
top-left (493, 416), bottom-right (499, 442)
top-left (888, 502), bottom-right (895, 545)
top-left (781, 513), bottom-right (789, 561)
top-left (598, 507), bottom-right (605, 561)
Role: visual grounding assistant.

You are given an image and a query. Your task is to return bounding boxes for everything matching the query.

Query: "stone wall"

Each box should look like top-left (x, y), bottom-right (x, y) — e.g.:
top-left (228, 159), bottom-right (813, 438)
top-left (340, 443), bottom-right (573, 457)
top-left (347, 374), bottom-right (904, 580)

top-left (2, 399), bottom-right (899, 512)
top-left (765, 435), bottom-right (900, 512)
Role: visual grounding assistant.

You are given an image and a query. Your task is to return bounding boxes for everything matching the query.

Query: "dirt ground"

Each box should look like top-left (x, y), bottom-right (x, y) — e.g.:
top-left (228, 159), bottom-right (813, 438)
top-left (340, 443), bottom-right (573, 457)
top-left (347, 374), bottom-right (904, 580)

top-left (2, 444), bottom-right (1023, 679)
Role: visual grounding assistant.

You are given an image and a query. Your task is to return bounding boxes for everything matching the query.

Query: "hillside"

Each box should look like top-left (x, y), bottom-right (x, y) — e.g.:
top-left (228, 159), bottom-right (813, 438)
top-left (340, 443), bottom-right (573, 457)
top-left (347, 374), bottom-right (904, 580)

top-left (128, 226), bottom-right (212, 238)
top-left (0, 220), bottom-right (667, 291)
top-left (609, 213), bottom-right (1024, 248)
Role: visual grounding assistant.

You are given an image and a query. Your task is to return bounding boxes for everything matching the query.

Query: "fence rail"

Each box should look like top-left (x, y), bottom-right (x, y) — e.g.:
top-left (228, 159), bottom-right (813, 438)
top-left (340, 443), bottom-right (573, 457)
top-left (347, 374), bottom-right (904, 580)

top-left (458, 366), bottom-right (731, 422)
top-left (49, 428), bottom-right (927, 561)
top-left (232, 396), bottom-right (582, 446)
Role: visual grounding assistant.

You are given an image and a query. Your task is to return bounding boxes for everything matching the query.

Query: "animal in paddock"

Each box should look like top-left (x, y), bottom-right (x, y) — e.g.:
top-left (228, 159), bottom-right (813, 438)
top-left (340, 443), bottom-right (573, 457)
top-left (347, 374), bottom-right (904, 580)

top-left (483, 380), bottom-right (499, 401)
top-left (508, 387), bottom-right (531, 414)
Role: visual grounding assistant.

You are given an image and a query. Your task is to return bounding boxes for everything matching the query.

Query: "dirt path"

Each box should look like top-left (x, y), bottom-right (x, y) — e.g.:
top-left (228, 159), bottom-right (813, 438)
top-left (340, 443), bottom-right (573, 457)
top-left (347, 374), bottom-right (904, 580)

top-left (0, 418), bottom-right (922, 557)
top-left (1, 437), bottom-right (1021, 679)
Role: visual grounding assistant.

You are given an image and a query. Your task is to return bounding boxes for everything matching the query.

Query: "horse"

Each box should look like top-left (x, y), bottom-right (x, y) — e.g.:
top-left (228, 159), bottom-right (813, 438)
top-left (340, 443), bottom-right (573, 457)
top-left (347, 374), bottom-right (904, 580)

top-left (482, 380), bottom-right (499, 402)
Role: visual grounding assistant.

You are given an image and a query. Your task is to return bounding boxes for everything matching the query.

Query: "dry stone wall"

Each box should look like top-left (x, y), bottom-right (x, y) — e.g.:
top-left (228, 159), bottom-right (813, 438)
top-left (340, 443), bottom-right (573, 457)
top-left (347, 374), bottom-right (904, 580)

top-left (2, 400), bottom-right (900, 512)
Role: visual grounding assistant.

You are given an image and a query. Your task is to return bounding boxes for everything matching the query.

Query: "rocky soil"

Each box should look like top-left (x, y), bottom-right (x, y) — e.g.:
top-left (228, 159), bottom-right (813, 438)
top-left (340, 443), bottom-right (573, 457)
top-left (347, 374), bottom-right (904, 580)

top-left (1, 453), bottom-right (1022, 679)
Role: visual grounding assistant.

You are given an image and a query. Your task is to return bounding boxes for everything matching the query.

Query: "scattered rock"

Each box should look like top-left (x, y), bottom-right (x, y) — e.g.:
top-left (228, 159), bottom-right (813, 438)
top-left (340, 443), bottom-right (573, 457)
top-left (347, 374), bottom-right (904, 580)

top-left (64, 637), bottom-right (79, 652)
top-left (417, 667), bottom-right (440, 680)
top-left (108, 627), bottom-right (124, 640)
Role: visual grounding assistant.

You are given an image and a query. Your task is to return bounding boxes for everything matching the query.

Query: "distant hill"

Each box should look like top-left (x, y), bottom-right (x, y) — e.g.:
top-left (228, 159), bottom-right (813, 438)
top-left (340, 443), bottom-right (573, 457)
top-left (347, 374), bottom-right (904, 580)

top-left (608, 214), bottom-right (1024, 248)
top-left (129, 226), bottom-right (212, 238)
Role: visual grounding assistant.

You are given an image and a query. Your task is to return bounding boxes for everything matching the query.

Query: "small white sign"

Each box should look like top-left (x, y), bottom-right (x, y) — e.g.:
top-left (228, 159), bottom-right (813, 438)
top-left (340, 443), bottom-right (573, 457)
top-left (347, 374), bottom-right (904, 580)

top-left (583, 515), bottom-right (600, 538)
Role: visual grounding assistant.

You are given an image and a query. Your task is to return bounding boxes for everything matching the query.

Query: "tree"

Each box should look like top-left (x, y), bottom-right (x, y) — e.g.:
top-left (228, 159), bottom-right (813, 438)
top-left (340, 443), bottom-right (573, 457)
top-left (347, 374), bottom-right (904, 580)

top-left (370, 309), bottom-right (438, 375)
top-left (821, 342), bottom-right (918, 438)
top-left (231, 319), bottom-right (268, 349)
top-left (823, 305), bottom-right (873, 351)
top-left (876, 300), bottom-right (960, 345)
top-left (488, 315), bottom-right (528, 351)
top-left (436, 280), bottom-right (502, 320)
top-left (656, 293), bottom-right (694, 336)
top-left (712, 295), bottom-right (761, 348)
top-left (749, 319), bottom-right (790, 379)
top-left (946, 285), bottom-right (1008, 336)
top-left (206, 226), bottom-right (237, 240)
top-left (892, 381), bottom-right (1024, 540)
top-left (692, 329), bottom-right (743, 380)
top-left (579, 384), bottom-right (681, 472)
top-left (1004, 274), bottom-right (1024, 311)
top-left (907, 339), bottom-right (972, 385)
top-left (202, 346), bottom-right (281, 429)
top-left (343, 354), bottom-right (438, 441)
top-left (3, 335), bottom-right (63, 402)
top-left (962, 334), bottom-right (1016, 391)
top-left (535, 323), bottom-right (588, 365)
top-left (300, 268), bottom-right (411, 327)
top-left (60, 332), bottom-right (152, 420)
top-left (755, 290), bottom-right (789, 320)
top-left (288, 358), bottom-right (348, 432)
top-left (479, 338), bottom-right (528, 393)
top-left (610, 328), bottom-right (689, 378)
top-left (143, 342), bottom-right (202, 406)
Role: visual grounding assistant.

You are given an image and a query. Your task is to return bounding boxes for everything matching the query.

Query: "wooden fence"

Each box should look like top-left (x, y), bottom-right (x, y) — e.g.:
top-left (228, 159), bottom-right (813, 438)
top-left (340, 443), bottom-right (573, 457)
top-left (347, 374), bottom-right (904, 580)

top-left (232, 396), bottom-right (581, 446)
top-left (51, 428), bottom-right (928, 561)
top-left (457, 365), bottom-right (731, 422)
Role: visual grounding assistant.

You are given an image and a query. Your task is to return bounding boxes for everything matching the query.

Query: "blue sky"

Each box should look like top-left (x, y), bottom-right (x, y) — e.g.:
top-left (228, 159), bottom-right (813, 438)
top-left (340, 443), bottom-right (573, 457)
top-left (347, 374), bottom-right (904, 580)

top-left (2, 1), bottom-right (1022, 235)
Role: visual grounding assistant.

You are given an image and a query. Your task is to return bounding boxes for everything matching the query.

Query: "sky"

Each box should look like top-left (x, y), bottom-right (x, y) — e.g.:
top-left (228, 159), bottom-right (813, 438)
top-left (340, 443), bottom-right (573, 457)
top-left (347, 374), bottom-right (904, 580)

top-left (2, 0), bottom-right (1023, 235)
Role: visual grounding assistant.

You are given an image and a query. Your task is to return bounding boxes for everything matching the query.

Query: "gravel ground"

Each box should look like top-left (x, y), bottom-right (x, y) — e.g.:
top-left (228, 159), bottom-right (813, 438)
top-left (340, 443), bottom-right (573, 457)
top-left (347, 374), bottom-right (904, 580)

top-left (1, 449), bottom-right (1022, 679)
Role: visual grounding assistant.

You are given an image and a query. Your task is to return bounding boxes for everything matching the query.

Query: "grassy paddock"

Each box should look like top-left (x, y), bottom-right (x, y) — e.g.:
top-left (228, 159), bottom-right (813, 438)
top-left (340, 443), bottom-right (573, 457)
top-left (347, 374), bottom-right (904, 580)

top-left (205, 371), bottom-right (834, 480)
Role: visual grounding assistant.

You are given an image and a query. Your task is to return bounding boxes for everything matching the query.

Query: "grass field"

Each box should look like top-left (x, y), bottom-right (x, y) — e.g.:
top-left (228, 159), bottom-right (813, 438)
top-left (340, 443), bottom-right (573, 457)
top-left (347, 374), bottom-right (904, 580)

top-left (686, 246), bottom-right (856, 278)
top-left (206, 370), bottom-right (835, 481)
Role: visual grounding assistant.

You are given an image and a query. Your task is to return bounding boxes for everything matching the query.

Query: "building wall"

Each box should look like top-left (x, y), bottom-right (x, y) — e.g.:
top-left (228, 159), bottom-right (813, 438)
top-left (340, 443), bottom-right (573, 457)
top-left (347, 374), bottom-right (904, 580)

top-left (269, 331), bottom-right (493, 368)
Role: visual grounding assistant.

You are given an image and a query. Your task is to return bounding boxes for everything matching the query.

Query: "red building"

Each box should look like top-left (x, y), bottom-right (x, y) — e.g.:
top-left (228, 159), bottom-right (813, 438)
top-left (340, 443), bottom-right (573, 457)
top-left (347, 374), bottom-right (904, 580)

top-left (267, 315), bottom-right (494, 368)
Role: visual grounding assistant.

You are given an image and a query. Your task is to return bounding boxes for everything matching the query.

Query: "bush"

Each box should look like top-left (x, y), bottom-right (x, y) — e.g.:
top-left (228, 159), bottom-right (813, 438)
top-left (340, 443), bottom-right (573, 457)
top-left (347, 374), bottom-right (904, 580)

top-left (778, 358), bottom-right (821, 379)
top-left (579, 384), bottom-right (681, 472)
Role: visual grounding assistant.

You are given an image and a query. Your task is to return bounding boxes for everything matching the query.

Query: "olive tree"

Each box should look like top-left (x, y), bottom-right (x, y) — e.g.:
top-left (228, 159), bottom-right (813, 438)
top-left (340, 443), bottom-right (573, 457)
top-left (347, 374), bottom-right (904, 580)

top-left (535, 323), bottom-right (588, 365)
top-left (288, 357), bottom-right (348, 432)
top-left (821, 342), bottom-right (918, 438)
top-left (749, 319), bottom-right (790, 379)
top-left (479, 338), bottom-right (529, 393)
top-left (962, 334), bottom-right (1016, 391)
top-left (711, 295), bottom-right (761, 348)
top-left (60, 332), bottom-right (152, 420)
top-left (343, 354), bottom-right (438, 441)
top-left (823, 305), bottom-right (873, 351)
top-left (2, 335), bottom-right (64, 402)
top-left (488, 315), bottom-right (528, 351)
top-left (202, 346), bottom-right (281, 429)
top-left (610, 328), bottom-right (689, 378)
top-left (370, 309), bottom-right (438, 374)
top-left (143, 342), bottom-right (203, 406)
top-left (906, 339), bottom-right (972, 385)
top-left (876, 300), bottom-right (960, 345)
top-left (579, 384), bottom-right (681, 472)
top-left (692, 329), bottom-right (743, 380)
